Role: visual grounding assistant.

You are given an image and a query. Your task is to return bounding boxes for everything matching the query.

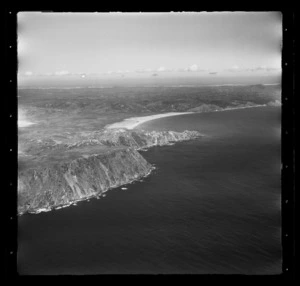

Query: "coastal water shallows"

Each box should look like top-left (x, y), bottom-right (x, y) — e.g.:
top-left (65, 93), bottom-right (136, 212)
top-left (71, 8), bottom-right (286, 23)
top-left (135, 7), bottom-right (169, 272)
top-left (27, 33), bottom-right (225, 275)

top-left (18, 106), bottom-right (281, 274)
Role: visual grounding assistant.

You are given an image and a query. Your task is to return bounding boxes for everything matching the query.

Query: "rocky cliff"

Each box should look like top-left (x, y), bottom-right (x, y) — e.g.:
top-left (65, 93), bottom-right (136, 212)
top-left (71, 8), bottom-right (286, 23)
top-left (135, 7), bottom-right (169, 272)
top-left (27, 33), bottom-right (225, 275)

top-left (18, 129), bottom-right (202, 215)
top-left (18, 148), bottom-right (153, 215)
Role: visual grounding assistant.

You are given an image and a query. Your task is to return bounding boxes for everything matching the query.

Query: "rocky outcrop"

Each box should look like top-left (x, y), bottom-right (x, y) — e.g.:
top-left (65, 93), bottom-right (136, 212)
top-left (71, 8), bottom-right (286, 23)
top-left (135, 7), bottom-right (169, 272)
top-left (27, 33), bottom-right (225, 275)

top-left (18, 148), bottom-right (153, 215)
top-left (20, 130), bottom-right (201, 156)
top-left (18, 129), bottom-right (202, 215)
top-left (66, 130), bottom-right (201, 150)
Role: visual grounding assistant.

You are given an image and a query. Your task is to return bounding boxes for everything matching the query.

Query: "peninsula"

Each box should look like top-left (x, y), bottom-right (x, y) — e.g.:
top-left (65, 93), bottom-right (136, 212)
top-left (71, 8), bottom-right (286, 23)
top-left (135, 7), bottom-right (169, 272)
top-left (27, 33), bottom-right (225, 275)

top-left (18, 126), bottom-right (202, 215)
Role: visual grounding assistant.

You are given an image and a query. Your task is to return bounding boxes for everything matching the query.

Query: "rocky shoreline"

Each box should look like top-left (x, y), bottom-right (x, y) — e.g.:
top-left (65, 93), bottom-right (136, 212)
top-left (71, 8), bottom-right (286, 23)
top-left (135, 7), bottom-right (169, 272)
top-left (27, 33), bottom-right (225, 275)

top-left (18, 129), bottom-right (202, 215)
top-left (19, 165), bottom-right (156, 216)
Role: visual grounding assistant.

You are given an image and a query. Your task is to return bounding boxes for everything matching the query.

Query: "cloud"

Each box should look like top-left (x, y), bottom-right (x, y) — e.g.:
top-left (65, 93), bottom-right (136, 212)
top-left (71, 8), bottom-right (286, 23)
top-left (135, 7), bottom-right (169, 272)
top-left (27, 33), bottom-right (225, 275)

top-left (39, 71), bottom-right (85, 77)
top-left (134, 65), bottom-right (208, 74)
top-left (136, 67), bottom-right (174, 73)
top-left (183, 64), bottom-right (206, 72)
top-left (24, 71), bottom-right (33, 76)
top-left (116, 70), bottom-right (131, 74)
top-left (225, 65), bottom-right (281, 73)
top-left (175, 68), bottom-right (187, 72)
top-left (135, 68), bottom-right (154, 73)
top-left (157, 66), bottom-right (166, 72)
top-left (225, 65), bottom-right (240, 72)
top-left (246, 66), bottom-right (281, 72)
top-left (54, 70), bottom-right (70, 76)
top-left (104, 70), bottom-right (129, 75)
top-left (186, 64), bottom-right (199, 72)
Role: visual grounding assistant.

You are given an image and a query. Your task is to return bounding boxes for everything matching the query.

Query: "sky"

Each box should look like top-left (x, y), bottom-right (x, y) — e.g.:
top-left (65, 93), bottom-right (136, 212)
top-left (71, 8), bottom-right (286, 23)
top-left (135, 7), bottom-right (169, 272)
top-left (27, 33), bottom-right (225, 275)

top-left (18, 12), bottom-right (282, 82)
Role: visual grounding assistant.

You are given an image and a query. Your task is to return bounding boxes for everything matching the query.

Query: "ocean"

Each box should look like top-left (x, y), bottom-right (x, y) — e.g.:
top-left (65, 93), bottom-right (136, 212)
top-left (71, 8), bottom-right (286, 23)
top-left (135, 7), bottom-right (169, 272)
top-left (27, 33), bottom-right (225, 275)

top-left (17, 106), bottom-right (281, 274)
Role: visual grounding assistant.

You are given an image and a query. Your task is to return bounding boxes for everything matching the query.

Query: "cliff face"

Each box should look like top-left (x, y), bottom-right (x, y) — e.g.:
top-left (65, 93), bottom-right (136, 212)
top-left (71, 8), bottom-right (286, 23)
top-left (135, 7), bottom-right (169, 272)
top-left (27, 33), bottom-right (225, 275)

top-left (18, 148), bottom-right (152, 215)
top-left (18, 129), bottom-right (202, 215)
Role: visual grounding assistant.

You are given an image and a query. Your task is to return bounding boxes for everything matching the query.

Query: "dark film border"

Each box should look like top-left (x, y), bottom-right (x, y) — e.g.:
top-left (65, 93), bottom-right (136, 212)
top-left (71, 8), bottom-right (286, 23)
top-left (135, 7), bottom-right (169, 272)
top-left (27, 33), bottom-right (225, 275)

top-left (4, 8), bottom-right (295, 281)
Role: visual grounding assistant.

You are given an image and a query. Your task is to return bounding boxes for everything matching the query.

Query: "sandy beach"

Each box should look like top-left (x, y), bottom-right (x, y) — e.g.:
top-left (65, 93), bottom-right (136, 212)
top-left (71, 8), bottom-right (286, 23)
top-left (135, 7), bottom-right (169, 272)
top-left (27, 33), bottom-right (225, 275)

top-left (104, 105), bottom-right (269, 130)
top-left (105, 112), bottom-right (194, 130)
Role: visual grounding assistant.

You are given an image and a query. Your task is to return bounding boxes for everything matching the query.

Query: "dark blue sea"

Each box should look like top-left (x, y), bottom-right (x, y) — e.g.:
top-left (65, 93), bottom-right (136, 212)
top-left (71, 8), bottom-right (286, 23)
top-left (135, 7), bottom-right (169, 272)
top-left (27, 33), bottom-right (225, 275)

top-left (18, 106), bottom-right (281, 274)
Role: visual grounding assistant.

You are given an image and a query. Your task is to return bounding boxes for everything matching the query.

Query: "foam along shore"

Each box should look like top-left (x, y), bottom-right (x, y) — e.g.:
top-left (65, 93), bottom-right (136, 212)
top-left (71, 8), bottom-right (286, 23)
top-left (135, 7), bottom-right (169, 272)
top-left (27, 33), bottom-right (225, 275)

top-left (105, 112), bottom-right (194, 130)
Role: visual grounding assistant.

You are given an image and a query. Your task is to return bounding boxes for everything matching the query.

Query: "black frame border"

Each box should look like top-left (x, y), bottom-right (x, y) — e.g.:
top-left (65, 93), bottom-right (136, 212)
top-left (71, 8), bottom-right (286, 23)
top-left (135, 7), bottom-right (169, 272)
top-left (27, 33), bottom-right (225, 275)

top-left (3, 8), bottom-right (295, 281)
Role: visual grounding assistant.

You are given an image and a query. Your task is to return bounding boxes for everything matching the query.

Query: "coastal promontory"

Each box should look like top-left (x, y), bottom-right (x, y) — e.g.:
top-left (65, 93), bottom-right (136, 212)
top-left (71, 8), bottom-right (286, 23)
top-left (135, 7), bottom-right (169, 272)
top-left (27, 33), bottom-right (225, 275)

top-left (18, 129), bottom-right (202, 215)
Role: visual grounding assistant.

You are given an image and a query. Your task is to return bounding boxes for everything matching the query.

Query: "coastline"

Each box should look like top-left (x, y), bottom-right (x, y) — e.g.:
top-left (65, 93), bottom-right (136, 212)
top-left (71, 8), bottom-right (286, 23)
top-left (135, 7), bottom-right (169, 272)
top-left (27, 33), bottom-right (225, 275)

top-left (18, 104), bottom-right (276, 216)
top-left (104, 104), bottom-right (271, 131)
top-left (19, 165), bottom-right (156, 216)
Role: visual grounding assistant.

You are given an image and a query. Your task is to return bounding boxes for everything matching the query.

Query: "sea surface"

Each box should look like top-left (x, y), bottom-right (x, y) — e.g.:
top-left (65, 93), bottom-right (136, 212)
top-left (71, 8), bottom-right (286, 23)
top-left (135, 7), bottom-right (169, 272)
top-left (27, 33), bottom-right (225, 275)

top-left (17, 106), bottom-right (281, 275)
